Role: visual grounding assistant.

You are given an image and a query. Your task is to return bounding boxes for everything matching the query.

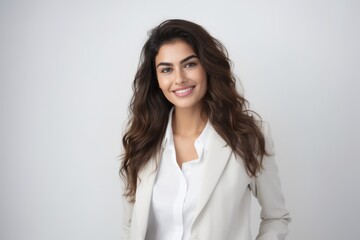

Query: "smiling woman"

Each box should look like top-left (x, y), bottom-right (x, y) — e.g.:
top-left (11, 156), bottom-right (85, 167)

top-left (120, 19), bottom-right (291, 240)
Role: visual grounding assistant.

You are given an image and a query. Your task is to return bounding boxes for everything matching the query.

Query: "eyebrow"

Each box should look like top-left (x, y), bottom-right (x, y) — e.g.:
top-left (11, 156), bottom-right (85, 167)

top-left (156, 55), bottom-right (198, 68)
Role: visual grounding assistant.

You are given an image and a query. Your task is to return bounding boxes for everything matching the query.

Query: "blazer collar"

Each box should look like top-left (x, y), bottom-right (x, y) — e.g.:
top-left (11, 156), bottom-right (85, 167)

top-left (192, 128), bottom-right (232, 224)
top-left (134, 143), bottom-right (164, 240)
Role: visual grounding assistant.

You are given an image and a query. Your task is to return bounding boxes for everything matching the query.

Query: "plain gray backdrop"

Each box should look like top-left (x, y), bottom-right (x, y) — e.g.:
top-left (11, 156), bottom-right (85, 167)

top-left (1, 0), bottom-right (359, 239)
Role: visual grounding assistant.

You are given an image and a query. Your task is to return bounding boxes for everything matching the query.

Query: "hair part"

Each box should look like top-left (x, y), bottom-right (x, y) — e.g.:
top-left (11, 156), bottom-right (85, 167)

top-left (120, 19), bottom-right (268, 202)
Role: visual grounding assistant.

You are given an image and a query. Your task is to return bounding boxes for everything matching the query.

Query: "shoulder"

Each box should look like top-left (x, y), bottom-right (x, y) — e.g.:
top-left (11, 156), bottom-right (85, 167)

top-left (255, 120), bottom-right (276, 155)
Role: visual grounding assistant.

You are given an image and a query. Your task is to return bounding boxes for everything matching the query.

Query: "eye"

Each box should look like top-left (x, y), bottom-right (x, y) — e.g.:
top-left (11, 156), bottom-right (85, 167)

top-left (185, 62), bottom-right (197, 68)
top-left (161, 67), bottom-right (173, 73)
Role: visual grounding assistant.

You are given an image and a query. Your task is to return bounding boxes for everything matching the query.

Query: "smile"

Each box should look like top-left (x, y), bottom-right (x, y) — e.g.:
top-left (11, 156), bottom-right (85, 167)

top-left (173, 86), bottom-right (195, 97)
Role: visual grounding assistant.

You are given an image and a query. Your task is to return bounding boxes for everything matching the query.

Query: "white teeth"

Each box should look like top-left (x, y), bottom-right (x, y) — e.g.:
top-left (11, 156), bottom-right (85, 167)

top-left (175, 87), bottom-right (192, 94)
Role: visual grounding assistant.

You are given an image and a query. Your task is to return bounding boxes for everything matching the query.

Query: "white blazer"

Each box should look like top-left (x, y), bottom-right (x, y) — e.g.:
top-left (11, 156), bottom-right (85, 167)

top-left (121, 123), bottom-right (291, 240)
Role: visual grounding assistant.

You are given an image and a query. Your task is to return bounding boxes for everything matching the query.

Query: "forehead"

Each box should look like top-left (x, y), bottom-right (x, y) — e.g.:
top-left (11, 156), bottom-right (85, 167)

top-left (155, 40), bottom-right (195, 64)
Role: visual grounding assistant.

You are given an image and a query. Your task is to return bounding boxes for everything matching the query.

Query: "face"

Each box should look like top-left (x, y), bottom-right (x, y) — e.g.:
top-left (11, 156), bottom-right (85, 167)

top-left (155, 40), bottom-right (207, 110)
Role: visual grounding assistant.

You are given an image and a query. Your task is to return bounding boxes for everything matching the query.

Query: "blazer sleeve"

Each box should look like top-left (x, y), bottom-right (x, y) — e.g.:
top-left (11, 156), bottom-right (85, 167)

top-left (120, 173), bottom-right (134, 240)
top-left (250, 122), bottom-right (291, 240)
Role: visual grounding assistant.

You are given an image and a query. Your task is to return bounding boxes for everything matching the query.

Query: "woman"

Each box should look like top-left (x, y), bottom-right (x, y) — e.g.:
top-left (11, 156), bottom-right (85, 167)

top-left (120, 19), bottom-right (291, 240)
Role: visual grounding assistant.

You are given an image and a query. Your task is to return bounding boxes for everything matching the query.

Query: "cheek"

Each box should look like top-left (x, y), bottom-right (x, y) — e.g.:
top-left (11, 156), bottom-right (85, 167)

top-left (156, 76), bottom-right (165, 89)
top-left (198, 71), bottom-right (207, 90)
top-left (157, 78), bottom-right (170, 93)
top-left (201, 81), bottom-right (208, 96)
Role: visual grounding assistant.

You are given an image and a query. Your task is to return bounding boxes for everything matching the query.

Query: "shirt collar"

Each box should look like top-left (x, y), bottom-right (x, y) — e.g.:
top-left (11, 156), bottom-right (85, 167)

top-left (164, 108), bottom-right (175, 148)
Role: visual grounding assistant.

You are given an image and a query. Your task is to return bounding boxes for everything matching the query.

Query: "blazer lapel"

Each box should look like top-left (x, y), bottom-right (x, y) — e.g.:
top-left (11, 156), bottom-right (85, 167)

top-left (192, 129), bottom-right (233, 223)
top-left (134, 148), bottom-right (163, 239)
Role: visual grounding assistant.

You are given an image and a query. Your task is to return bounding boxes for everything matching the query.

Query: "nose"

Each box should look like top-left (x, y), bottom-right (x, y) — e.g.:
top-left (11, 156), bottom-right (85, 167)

top-left (175, 69), bottom-right (187, 85)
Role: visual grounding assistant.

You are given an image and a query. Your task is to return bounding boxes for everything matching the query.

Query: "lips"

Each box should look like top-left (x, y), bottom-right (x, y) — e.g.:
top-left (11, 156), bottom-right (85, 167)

top-left (173, 86), bottom-right (195, 97)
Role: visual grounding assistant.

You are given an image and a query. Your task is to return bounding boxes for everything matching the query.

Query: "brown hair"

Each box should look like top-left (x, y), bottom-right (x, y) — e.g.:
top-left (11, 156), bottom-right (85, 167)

top-left (120, 19), bottom-right (268, 202)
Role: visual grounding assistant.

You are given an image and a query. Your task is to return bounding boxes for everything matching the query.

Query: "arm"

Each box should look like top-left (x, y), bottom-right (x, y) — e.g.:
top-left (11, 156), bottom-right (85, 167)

top-left (120, 180), bottom-right (134, 240)
top-left (119, 151), bottom-right (133, 239)
top-left (250, 122), bottom-right (291, 240)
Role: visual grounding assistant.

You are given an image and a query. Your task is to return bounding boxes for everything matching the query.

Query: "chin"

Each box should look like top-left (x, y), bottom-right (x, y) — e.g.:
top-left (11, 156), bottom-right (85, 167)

top-left (172, 100), bottom-right (203, 110)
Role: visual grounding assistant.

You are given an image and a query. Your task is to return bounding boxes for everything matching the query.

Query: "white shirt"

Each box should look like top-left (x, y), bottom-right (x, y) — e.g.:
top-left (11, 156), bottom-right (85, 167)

top-left (145, 110), bottom-right (211, 240)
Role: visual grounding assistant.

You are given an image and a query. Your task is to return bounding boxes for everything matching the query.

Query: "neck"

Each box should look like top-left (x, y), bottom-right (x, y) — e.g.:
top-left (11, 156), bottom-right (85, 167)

top-left (172, 106), bottom-right (207, 137)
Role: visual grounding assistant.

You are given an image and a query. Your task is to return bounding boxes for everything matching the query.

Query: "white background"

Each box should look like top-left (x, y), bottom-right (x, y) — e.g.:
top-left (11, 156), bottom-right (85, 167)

top-left (1, 0), bottom-right (359, 239)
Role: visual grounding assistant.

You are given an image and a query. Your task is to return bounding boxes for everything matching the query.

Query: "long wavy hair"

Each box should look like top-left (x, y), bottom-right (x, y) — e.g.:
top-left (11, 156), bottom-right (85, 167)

top-left (120, 19), bottom-right (268, 202)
